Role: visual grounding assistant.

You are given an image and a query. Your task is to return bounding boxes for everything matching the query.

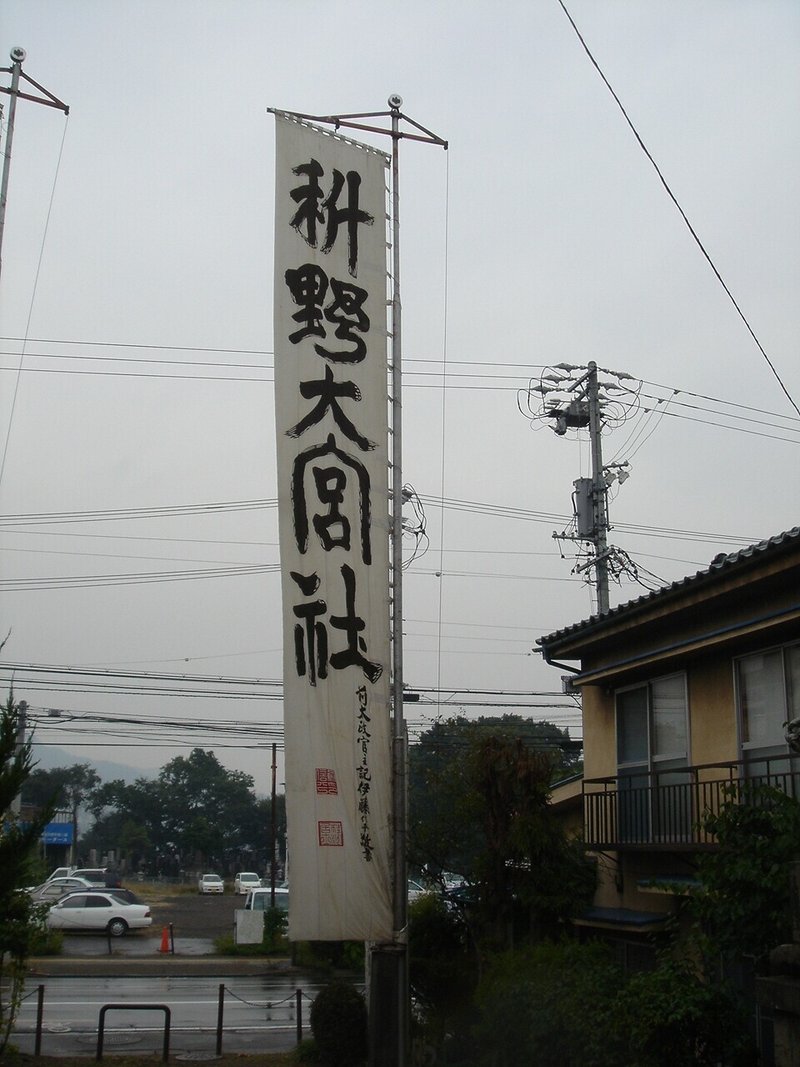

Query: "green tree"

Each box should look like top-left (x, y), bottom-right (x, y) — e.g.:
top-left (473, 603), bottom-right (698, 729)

top-left (0, 693), bottom-right (54, 1054)
top-left (24, 762), bottom-right (100, 863)
top-left (409, 715), bottom-right (581, 884)
top-left (410, 719), bottom-right (593, 951)
top-left (694, 783), bottom-right (800, 967)
top-left (158, 749), bottom-right (260, 866)
top-left (86, 748), bottom-right (273, 873)
top-left (471, 735), bottom-right (595, 946)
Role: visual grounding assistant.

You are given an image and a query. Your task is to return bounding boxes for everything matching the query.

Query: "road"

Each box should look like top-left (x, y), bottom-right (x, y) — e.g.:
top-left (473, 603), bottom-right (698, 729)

top-left (13, 971), bottom-right (338, 1057)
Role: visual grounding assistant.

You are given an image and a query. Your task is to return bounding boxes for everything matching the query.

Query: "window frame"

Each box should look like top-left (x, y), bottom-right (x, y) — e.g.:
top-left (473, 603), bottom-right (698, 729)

top-left (615, 671), bottom-right (690, 774)
top-left (735, 639), bottom-right (799, 759)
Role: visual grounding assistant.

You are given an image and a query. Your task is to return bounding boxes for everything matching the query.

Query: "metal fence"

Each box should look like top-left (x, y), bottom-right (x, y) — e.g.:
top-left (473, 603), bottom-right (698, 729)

top-left (15, 980), bottom-right (316, 1060)
top-left (583, 755), bottom-right (800, 850)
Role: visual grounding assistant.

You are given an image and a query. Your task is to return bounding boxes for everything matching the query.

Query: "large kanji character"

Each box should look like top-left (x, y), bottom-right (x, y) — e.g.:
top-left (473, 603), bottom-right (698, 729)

top-left (287, 364), bottom-right (374, 452)
top-left (315, 277), bottom-right (370, 363)
top-left (291, 435), bottom-right (374, 564)
top-left (321, 168), bottom-right (374, 277)
top-left (285, 265), bottom-right (328, 344)
top-left (289, 159), bottom-right (325, 248)
top-left (329, 564), bottom-right (383, 684)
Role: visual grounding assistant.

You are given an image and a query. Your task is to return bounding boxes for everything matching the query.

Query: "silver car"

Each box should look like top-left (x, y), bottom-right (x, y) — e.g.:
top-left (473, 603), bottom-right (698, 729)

top-left (29, 876), bottom-right (94, 902)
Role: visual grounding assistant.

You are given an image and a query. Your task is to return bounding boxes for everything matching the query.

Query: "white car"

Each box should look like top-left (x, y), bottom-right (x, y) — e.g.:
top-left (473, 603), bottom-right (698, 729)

top-left (29, 876), bottom-right (94, 902)
top-left (234, 871), bottom-right (261, 895)
top-left (198, 873), bottom-right (225, 894)
top-left (244, 886), bottom-right (289, 912)
top-left (47, 891), bottom-right (152, 937)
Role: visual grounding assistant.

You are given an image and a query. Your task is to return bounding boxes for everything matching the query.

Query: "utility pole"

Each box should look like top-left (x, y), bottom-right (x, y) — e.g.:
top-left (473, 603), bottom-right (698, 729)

top-left (269, 743), bottom-right (277, 906)
top-left (0, 47), bottom-right (69, 281)
top-left (544, 362), bottom-right (632, 615)
top-left (586, 363), bottom-right (610, 614)
top-left (10, 699), bottom-right (27, 817)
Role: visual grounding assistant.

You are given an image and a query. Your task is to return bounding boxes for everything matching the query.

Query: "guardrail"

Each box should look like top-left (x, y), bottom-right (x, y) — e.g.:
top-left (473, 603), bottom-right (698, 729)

top-left (16, 981), bottom-right (317, 1059)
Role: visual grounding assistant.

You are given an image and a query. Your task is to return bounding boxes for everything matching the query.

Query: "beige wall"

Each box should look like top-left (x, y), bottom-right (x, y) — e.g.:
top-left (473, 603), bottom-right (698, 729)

top-left (687, 654), bottom-right (739, 766)
top-left (578, 651), bottom-right (741, 916)
top-left (580, 683), bottom-right (616, 780)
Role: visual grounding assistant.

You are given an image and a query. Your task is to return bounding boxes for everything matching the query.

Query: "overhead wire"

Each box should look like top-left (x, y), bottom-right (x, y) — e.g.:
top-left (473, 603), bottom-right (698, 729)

top-left (0, 114), bottom-right (71, 488)
top-left (1, 343), bottom-right (797, 439)
top-left (556, 0), bottom-right (799, 418)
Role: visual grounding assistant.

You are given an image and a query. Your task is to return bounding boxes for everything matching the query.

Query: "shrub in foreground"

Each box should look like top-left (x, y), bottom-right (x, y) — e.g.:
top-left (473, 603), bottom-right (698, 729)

top-left (309, 981), bottom-right (367, 1067)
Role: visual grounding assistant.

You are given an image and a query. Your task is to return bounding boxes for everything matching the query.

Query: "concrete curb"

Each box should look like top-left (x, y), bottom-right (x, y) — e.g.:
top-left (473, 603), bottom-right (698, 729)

top-left (27, 955), bottom-right (295, 978)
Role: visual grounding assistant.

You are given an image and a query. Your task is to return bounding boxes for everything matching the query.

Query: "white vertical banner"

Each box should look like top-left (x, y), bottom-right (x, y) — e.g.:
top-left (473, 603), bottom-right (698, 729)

top-left (273, 112), bottom-right (393, 941)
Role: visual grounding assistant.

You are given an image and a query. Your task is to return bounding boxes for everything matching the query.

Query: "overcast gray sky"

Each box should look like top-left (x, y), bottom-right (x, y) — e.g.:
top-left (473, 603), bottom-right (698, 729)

top-left (1, 1), bottom-right (798, 793)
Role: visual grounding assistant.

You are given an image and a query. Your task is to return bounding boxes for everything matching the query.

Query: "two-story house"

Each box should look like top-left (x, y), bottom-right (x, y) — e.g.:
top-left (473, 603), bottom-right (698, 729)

top-left (538, 527), bottom-right (800, 964)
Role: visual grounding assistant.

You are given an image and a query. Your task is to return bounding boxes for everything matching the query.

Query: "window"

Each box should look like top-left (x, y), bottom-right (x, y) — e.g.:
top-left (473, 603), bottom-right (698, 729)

top-left (616, 674), bottom-right (690, 843)
top-left (617, 674), bottom-right (688, 768)
top-left (737, 641), bottom-right (800, 777)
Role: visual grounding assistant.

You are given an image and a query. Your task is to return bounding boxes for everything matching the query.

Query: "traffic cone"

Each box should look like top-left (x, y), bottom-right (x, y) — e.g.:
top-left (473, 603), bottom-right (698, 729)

top-left (158, 926), bottom-right (170, 953)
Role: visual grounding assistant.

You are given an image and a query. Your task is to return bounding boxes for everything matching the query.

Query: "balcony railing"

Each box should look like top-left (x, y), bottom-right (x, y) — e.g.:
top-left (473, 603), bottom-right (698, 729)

top-left (583, 755), bottom-right (800, 850)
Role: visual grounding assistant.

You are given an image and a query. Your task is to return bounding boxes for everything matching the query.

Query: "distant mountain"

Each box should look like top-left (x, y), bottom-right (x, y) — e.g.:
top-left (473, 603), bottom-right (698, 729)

top-left (30, 745), bottom-right (155, 785)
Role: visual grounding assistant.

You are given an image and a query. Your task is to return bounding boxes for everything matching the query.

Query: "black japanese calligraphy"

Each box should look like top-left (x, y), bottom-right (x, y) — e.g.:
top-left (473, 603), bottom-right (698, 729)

top-left (290, 565), bottom-right (382, 686)
top-left (285, 265), bottom-right (327, 344)
top-left (356, 685), bottom-right (374, 861)
top-left (291, 434), bottom-right (373, 564)
top-left (329, 564), bottom-right (383, 683)
top-left (291, 570), bottom-right (328, 686)
top-left (285, 266), bottom-right (370, 363)
top-left (289, 158), bottom-right (374, 277)
top-left (287, 364), bottom-right (374, 452)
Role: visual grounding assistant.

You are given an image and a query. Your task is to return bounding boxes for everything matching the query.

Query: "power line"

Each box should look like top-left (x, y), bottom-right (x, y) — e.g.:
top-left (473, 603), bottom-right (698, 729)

top-left (2, 343), bottom-right (798, 433)
top-left (557, 0), bottom-right (799, 418)
top-left (0, 499), bottom-right (277, 526)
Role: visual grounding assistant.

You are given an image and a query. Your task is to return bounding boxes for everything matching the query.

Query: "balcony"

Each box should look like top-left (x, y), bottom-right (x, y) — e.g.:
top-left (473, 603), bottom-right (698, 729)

top-left (583, 755), bottom-right (800, 851)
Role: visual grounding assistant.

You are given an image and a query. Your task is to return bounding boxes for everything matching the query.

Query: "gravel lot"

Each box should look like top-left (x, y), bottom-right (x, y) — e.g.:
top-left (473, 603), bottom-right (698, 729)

top-left (136, 885), bottom-right (245, 940)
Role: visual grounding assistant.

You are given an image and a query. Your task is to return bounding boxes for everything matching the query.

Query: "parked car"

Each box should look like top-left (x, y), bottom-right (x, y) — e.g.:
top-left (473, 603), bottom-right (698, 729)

top-left (29, 876), bottom-right (94, 902)
top-left (46, 891), bottom-right (152, 937)
top-left (408, 879), bottom-right (428, 902)
top-left (107, 888), bottom-right (143, 905)
top-left (234, 871), bottom-right (261, 895)
top-left (71, 867), bottom-right (122, 888)
top-left (198, 873), bottom-right (225, 894)
top-left (244, 886), bottom-right (289, 912)
top-left (44, 866), bottom-right (75, 882)
top-left (444, 883), bottom-right (478, 912)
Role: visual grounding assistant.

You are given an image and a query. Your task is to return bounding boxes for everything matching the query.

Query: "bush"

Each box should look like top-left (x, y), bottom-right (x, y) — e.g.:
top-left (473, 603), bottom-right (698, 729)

top-left (409, 892), bottom-right (476, 1059)
top-left (309, 981), bottom-right (368, 1067)
top-left (262, 906), bottom-right (289, 952)
top-left (474, 940), bottom-right (625, 1067)
top-left (615, 959), bottom-right (755, 1066)
top-left (293, 939), bottom-right (364, 973)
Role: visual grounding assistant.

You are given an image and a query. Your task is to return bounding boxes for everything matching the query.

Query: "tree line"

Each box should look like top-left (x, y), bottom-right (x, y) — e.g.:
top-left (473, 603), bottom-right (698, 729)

top-left (22, 747), bottom-right (286, 876)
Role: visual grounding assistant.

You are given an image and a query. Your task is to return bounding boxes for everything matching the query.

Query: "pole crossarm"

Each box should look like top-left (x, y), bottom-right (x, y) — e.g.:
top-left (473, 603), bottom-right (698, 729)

top-left (268, 106), bottom-right (448, 149)
top-left (0, 68), bottom-right (69, 114)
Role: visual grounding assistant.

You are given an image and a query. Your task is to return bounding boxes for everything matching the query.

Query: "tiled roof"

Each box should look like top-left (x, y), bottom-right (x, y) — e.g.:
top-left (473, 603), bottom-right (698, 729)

top-left (538, 526), bottom-right (800, 648)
